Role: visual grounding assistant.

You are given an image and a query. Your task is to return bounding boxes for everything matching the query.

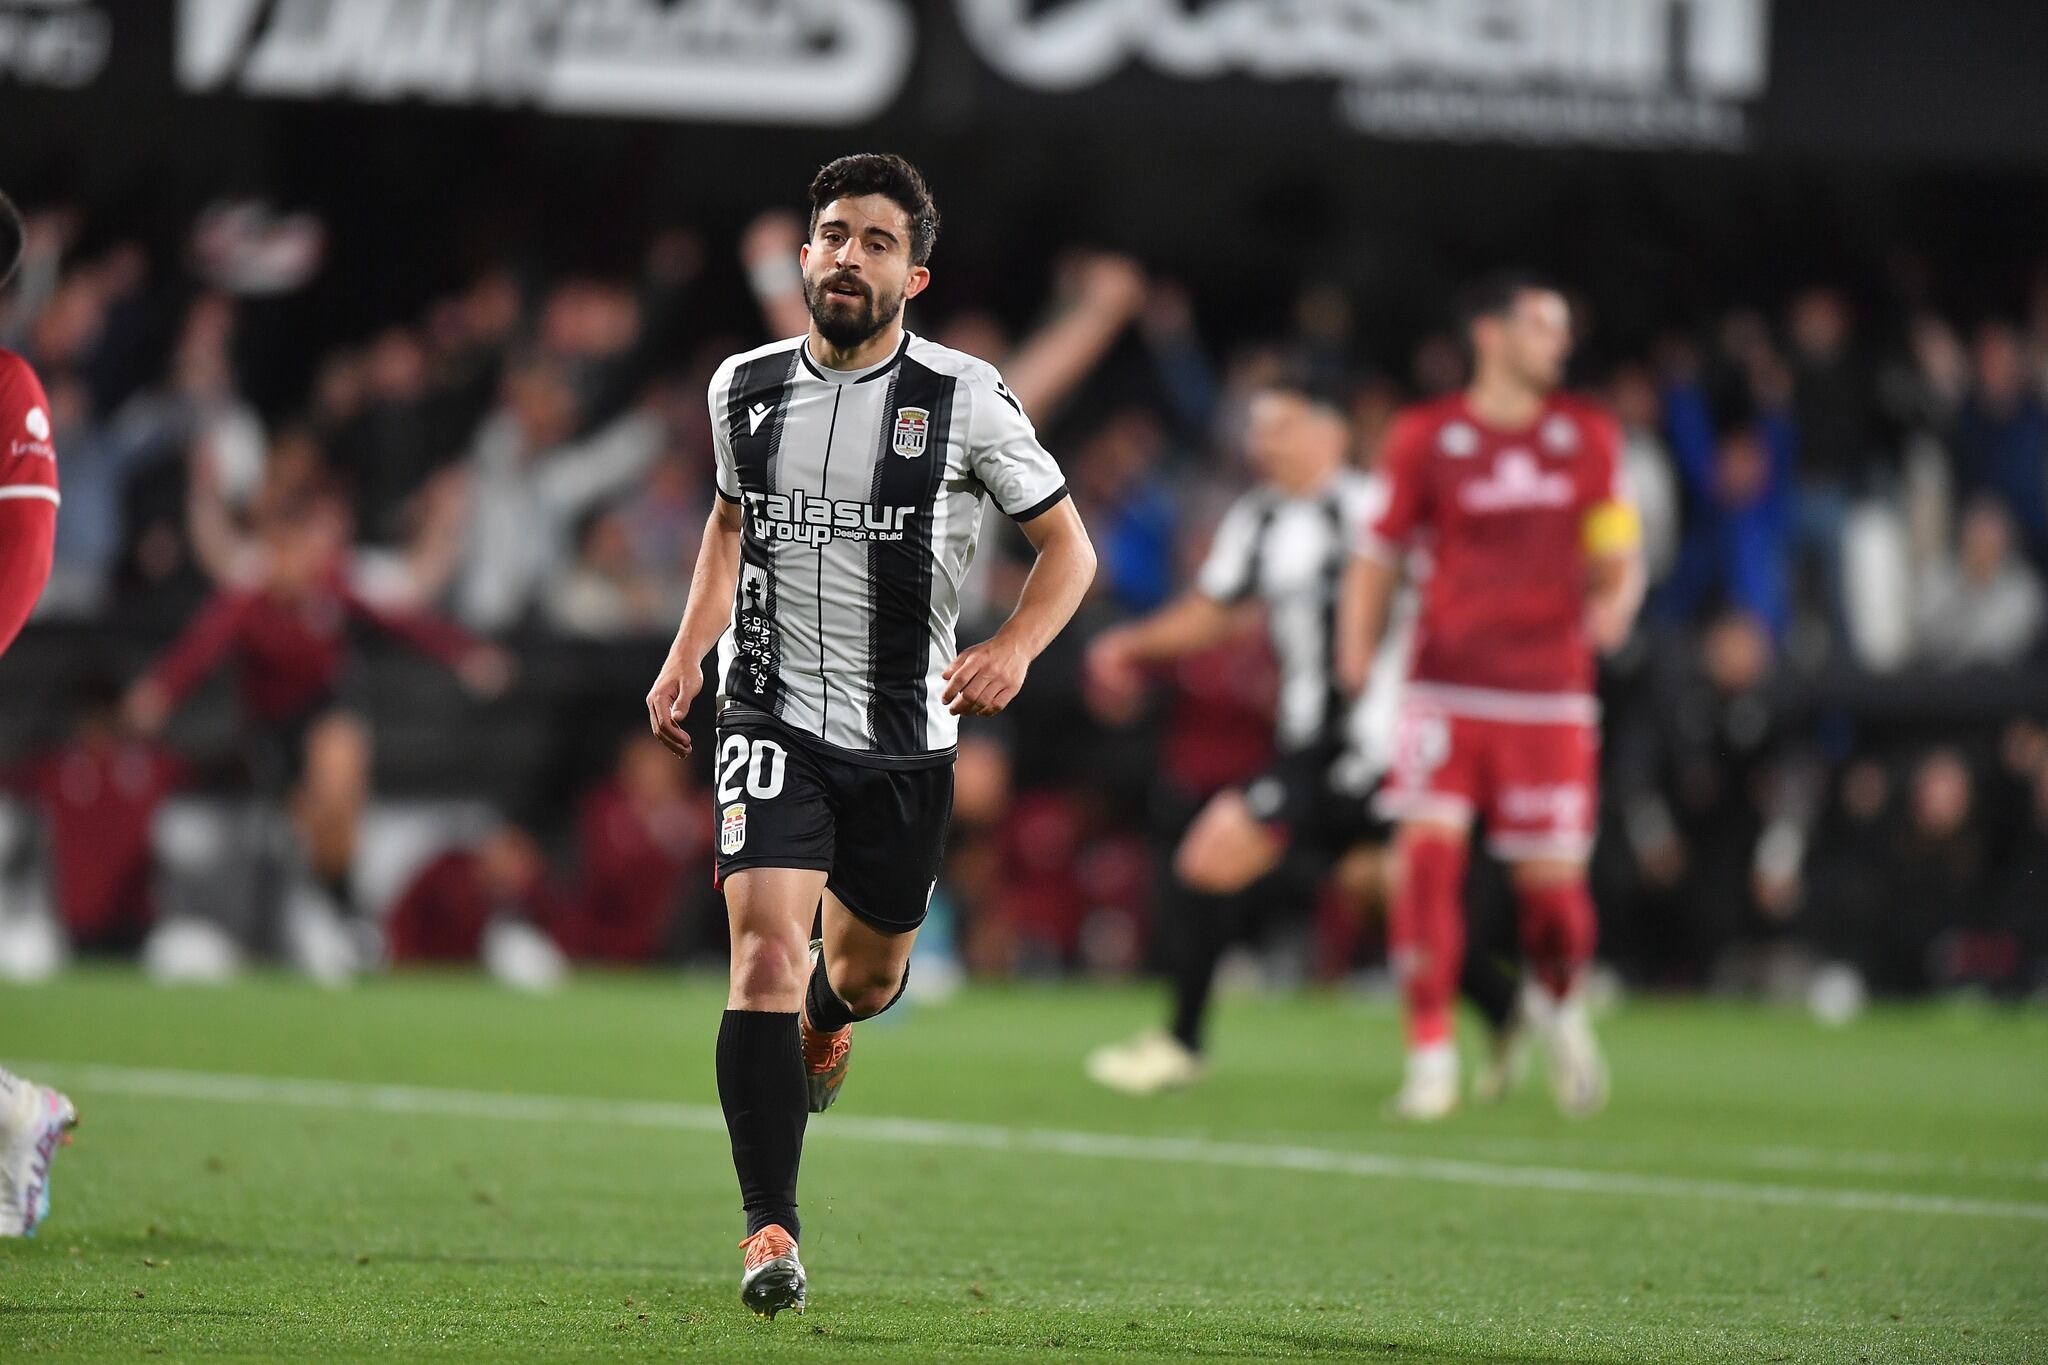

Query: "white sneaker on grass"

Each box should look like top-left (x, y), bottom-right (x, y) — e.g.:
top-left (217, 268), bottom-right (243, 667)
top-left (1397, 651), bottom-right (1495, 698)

top-left (1085, 1030), bottom-right (1207, 1095)
top-left (1530, 988), bottom-right (1609, 1118)
top-left (1387, 1040), bottom-right (1459, 1121)
top-left (0, 1069), bottom-right (78, 1237)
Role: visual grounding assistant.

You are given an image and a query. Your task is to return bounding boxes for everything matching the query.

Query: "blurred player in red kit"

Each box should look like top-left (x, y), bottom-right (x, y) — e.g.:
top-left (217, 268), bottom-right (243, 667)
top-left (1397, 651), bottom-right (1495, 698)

top-left (0, 188), bottom-right (81, 1233)
top-left (1339, 273), bottom-right (1644, 1120)
top-left (123, 483), bottom-right (512, 971)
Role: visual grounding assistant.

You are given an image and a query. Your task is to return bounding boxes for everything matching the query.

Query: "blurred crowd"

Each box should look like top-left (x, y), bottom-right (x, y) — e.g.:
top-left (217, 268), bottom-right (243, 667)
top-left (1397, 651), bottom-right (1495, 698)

top-left (0, 197), bottom-right (2042, 999)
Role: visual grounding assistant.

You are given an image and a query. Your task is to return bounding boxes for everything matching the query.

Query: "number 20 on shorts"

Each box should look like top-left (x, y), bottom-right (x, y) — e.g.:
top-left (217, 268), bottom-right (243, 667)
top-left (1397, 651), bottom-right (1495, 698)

top-left (717, 734), bottom-right (788, 803)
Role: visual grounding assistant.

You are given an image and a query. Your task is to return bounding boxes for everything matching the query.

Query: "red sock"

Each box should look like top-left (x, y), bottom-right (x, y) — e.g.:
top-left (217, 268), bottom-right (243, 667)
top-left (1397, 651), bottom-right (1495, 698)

top-left (1518, 878), bottom-right (1597, 998)
top-left (1391, 833), bottom-right (1467, 1047)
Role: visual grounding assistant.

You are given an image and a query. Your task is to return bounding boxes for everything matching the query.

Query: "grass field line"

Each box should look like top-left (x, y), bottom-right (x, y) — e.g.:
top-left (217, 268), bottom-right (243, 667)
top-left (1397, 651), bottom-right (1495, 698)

top-left (34, 1060), bottom-right (2048, 1225)
top-left (1231, 1125), bottom-right (2048, 1184)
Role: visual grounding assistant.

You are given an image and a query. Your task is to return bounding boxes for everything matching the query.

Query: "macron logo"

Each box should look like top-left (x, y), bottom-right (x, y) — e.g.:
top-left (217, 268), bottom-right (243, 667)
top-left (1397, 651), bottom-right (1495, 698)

top-left (747, 403), bottom-right (771, 436)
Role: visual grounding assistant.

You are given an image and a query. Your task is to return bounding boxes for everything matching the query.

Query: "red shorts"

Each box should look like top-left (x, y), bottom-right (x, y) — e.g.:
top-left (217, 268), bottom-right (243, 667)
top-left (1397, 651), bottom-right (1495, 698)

top-left (1376, 683), bottom-right (1599, 862)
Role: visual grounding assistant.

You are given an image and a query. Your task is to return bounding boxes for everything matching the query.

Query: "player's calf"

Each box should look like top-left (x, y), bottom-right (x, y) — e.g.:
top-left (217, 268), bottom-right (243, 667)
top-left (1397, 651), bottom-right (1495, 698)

top-left (799, 944), bottom-right (908, 1113)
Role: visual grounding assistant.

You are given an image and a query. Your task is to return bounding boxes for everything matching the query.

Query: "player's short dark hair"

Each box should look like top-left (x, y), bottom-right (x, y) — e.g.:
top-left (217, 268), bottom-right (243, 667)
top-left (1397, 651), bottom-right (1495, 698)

top-left (1455, 270), bottom-right (1563, 336)
top-left (0, 190), bottom-right (24, 291)
top-left (1256, 366), bottom-right (1350, 418)
top-left (807, 154), bottom-right (939, 267)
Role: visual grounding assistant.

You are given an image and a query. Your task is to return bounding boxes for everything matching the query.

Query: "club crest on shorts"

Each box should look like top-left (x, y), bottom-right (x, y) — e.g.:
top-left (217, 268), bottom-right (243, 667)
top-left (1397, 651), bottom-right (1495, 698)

top-left (892, 406), bottom-right (929, 459)
top-left (720, 802), bottom-right (747, 855)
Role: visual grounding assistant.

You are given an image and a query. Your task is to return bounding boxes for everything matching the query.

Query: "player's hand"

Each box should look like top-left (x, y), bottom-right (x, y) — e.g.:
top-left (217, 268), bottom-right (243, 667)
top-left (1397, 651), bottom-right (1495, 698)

top-left (457, 646), bottom-right (516, 699)
top-left (1082, 630), bottom-right (1145, 720)
top-left (123, 679), bottom-right (170, 736)
top-left (1585, 596), bottom-right (1635, 655)
top-left (942, 636), bottom-right (1029, 717)
top-left (646, 656), bottom-right (703, 758)
top-left (1335, 634), bottom-right (1374, 698)
top-left (741, 211), bottom-right (804, 270)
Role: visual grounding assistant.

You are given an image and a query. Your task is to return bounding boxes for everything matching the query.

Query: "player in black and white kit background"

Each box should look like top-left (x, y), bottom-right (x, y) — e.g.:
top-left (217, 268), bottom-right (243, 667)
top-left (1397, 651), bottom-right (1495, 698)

top-left (645, 154), bottom-right (1095, 1319)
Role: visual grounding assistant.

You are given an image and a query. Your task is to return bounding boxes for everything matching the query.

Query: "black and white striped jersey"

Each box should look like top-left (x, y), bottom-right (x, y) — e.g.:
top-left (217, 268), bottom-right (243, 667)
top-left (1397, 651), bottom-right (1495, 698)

top-left (1196, 469), bottom-right (1414, 781)
top-left (711, 332), bottom-right (1069, 766)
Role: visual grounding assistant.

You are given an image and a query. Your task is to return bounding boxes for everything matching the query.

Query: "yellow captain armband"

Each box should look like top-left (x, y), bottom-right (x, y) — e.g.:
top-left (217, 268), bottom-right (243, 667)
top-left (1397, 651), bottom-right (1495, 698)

top-left (1582, 499), bottom-right (1642, 557)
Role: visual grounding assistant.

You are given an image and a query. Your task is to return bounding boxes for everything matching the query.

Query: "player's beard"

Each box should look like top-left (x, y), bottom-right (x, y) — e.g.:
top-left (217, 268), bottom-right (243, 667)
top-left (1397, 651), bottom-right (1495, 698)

top-left (804, 270), bottom-right (902, 351)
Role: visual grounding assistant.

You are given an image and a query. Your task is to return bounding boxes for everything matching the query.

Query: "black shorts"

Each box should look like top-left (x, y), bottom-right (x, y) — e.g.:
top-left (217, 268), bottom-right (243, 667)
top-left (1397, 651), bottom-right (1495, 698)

top-left (712, 711), bottom-right (954, 935)
top-left (1239, 743), bottom-right (1389, 859)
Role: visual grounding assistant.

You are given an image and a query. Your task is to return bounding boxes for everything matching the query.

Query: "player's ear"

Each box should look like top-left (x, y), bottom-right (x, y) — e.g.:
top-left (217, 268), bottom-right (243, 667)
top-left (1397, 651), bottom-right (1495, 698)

top-left (799, 242), bottom-right (812, 271)
top-left (904, 266), bottom-right (931, 302)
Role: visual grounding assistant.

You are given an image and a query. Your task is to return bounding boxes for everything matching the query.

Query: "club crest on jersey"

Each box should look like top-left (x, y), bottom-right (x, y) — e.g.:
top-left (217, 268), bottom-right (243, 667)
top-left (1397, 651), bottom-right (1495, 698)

top-left (892, 406), bottom-right (929, 459)
top-left (720, 802), bottom-right (747, 856)
top-left (1541, 414), bottom-right (1579, 454)
top-left (1439, 422), bottom-right (1479, 457)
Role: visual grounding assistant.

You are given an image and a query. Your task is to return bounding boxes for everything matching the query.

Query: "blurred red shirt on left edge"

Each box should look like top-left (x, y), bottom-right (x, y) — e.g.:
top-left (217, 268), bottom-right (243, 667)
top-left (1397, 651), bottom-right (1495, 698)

top-left (0, 347), bottom-right (60, 657)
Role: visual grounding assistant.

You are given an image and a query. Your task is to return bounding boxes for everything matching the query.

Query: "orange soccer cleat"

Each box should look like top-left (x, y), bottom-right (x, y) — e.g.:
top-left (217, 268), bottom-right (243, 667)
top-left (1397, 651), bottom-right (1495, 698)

top-left (738, 1224), bottom-right (806, 1318)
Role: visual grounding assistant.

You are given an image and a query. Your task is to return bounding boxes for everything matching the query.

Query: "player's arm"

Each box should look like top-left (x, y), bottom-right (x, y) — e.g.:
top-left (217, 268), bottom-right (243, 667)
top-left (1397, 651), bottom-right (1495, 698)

top-left (346, 590), bottom-right (513, 698)
top-left (943, 495), bottom-right (1095, 718)
top-left (1336, 552), bottom-right (1401, 697)
top-left (1581, 415), bottom-right (1645, 653)
top-left (998, 253), bottom-right (1146, 416)
top-left (647, 496), bottom-right (742, 758)
top-left (1336, 411), bottom-right (1427, 694)
top-left (1086, 492), bottom-right (1265, 705)
top-left (123, 592), bottom-right (246, 733)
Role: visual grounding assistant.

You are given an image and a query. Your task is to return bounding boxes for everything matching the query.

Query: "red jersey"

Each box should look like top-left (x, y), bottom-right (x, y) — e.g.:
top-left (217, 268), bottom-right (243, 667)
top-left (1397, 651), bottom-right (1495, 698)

top-left (149, 571), bottom-right (479, 724)
top-left (1363, 392), bottom-right (1625, 709)
top-left (0, 348), bottom-right (59, 656)
top-left (21, 737), bottom-right (184, 944)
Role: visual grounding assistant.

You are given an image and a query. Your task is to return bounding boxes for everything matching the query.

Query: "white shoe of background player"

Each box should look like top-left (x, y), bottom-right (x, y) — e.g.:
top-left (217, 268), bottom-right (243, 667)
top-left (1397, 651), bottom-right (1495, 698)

top-left (1472, 992), bottom-right (1533, 1105)
top-left (1386, 1040), bottom-right (1459, 1121)
top-left (1085, 1030), bottom-right (1207, 1095)
top-left (1532, 988), bottom-right (1609, 1118)
top-left (0, 1068), bottom-right (78, 1237)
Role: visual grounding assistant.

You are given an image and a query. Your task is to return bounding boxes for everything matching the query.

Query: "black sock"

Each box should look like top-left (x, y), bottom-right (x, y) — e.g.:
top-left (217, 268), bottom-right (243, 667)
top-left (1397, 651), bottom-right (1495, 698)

top-left (805, 955), bottom-right (856, 1032)
top-left (1166, 886), bottom-right (1238, 1053)
top-left (805, 953), bottom-right (909, 1030)
top-left (715, 1010), bottom-right (807, 1240)
top-left (1460, 947), bottom-right (1520, 1034)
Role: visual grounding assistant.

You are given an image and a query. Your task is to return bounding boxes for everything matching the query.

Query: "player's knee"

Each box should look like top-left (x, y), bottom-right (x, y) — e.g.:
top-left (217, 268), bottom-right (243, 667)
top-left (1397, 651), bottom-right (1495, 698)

top-left (1174, 816), bottom-right (1265, 894)
top-left (824, 955), bottom-right (905, 1020)
top-left (1510, 857), bottom-right (1585, 894)
top-left (729, 929), bottom-right (808, 1007)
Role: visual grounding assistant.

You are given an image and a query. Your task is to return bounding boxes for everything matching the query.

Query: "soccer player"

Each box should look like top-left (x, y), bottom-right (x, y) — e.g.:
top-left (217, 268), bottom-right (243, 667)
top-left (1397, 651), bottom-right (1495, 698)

top-left (124, 483), bottom-right (511, 979)
top-left (644, 154), bottom-right (1095, 1318)
top-left (1082, 376), bottom-right (1476, 1092)
top-left (0, 187), bottom-right (81, 1234)
top-left (1339, 273), bottom-right (1643, 1121)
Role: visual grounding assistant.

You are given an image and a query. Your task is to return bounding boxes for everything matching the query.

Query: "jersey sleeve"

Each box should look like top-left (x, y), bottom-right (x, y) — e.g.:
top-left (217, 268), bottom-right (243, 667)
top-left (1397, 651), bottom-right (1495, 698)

top-left (0, 499), bottom-right (55, 657)
top-left (965, 368), bottom-right (1068, 522)
top-left (0, 352), bottom-right (59, 503)
top-left (1359, 410), bottom-right (1431, 565)
top-left (708, 358), bottom-right (741, 504)
top-left (1194, 494), bottom-right (1266, 604)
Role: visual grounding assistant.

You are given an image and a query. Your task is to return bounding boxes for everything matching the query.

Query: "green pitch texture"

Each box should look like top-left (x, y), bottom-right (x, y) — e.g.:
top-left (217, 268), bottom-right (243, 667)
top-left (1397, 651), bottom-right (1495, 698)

top-left (1, 971), bottom-right (2043, 1362)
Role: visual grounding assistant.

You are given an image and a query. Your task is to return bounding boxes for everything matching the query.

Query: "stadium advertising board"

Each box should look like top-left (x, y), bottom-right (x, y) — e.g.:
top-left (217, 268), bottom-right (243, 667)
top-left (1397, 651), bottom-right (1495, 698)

top-left (5, 1), bottom-right (2046, 164)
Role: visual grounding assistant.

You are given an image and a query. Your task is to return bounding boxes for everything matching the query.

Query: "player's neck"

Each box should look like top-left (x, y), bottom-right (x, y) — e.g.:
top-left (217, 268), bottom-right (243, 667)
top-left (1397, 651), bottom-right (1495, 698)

top-left (806, 321), bottom-right (905, 374)
top-left (1272, 458), bottom-right (1341, 498)
top-left (1463, 375), bottom-right (1549, 432)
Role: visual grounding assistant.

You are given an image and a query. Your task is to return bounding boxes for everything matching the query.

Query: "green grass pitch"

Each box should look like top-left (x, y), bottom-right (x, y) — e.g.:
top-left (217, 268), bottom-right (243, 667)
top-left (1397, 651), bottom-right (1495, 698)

top-left (1, 970), bottom-right (2043, 1362)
